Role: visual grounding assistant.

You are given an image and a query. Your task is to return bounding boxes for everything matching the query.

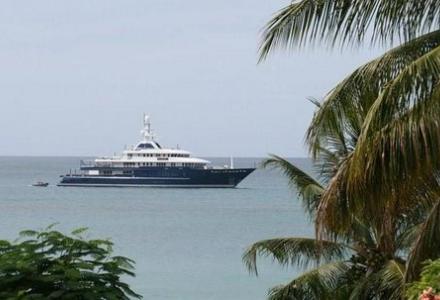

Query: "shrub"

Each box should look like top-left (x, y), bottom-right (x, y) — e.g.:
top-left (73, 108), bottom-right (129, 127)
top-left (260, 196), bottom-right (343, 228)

top-left (407, 259), bottom-right (440, 300)
top-left (0, 226), bottom-right (142, 299)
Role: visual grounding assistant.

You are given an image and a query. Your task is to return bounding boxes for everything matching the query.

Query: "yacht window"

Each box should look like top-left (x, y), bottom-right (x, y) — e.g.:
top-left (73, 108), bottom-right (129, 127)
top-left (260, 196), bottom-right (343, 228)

top-left (137, 143), bottom-right (154, 150)
top-left (155, 142), bottom-right (162, 149)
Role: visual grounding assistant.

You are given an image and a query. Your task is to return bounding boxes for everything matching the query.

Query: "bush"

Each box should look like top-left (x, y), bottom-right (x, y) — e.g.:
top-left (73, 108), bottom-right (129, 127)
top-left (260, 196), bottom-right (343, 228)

top-left (0, 226), bottom-right (142, 299)
top-left (407, 259), bottom-right (440, 300)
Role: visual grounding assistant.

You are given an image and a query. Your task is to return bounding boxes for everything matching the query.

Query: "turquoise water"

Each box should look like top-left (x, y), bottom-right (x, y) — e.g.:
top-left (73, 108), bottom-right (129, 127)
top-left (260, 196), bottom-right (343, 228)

top-left (0, 157), bottom-right (312, 299)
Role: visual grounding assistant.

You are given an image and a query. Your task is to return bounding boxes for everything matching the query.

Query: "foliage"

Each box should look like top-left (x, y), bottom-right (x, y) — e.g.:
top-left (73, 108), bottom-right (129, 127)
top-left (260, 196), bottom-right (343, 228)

top-left (243, 237), bottom-right (348, 275)
top-left (0, 226), bottom-right (141, 299)
top-left (262, 155), bottom-right (323, 217)
top-left (259, 0), bottom-right (440, 60)
top-left (246, 1), bottom-right (440, 298)
top-left (407, 259), bottom-right (440, 300)
top-left (244, 154), bottom-right (408, 299)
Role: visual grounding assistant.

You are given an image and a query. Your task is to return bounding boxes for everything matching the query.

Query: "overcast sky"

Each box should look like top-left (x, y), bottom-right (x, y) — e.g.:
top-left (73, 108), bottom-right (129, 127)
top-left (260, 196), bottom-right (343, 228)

top-left (0, 0), bottom-right (384, 157)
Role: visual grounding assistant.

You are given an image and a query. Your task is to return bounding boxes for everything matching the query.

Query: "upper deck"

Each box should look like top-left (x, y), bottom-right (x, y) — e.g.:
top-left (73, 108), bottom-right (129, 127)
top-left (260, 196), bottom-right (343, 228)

top-left (84, 115), bottom-right (211, 170)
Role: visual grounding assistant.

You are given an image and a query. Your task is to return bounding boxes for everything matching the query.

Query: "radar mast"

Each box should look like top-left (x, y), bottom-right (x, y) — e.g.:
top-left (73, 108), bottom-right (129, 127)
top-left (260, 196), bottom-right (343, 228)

top-left (141, 114), bottom-right (155, 141)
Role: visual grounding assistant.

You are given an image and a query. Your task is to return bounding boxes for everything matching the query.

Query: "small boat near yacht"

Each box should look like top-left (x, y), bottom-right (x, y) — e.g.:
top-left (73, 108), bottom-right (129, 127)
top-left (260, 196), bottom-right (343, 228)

top-left (58, 115), bottom-right (255, 188)
top-left (32, 181), bottom-right (49, 187)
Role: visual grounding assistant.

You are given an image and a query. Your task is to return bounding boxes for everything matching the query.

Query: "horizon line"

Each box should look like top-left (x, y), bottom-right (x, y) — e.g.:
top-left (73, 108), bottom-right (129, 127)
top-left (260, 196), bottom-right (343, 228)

top-left (0, 155), bottom-right (309, 159)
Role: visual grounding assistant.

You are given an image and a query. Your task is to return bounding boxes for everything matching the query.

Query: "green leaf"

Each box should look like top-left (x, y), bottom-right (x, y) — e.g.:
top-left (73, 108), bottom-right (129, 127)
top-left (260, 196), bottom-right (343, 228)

top-left (71, 227), bottom-right (89, 236)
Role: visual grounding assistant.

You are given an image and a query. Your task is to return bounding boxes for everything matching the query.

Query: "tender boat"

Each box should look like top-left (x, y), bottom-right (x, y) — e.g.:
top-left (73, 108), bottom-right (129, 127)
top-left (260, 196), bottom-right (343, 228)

top-left (58, 115), bottom-right (255, 188)
top-left (32, 181), bottom-right (49, 187)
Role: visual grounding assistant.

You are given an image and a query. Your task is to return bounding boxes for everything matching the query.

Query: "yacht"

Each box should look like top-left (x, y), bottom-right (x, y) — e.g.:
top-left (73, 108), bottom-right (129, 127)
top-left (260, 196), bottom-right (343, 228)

top-left (58, 115), bottom-right (255, 187)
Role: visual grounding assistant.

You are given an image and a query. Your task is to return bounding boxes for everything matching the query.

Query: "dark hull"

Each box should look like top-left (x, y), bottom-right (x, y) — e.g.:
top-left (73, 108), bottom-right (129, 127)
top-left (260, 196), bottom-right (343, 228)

top-left (58, 167), bottom-right (255, 188)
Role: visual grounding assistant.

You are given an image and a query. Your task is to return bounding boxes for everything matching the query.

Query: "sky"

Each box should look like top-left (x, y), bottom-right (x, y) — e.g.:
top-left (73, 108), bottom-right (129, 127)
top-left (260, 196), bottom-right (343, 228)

top-left (0, 0), bottom-right (384, 157)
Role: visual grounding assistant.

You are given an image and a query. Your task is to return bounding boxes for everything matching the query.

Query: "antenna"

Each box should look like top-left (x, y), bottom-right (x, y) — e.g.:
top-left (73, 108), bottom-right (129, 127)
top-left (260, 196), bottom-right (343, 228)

top-left (141, 113), bottom-right (155, 141)
top-left (144, 114), bottom-right (150, 133)
top-left (230, 156), bottom-right (234, 169)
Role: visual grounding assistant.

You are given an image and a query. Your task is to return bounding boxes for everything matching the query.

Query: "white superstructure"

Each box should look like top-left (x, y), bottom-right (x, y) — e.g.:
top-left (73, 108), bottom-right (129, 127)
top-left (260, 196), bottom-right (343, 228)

top-left (86, 115), bottom-right (210, 169)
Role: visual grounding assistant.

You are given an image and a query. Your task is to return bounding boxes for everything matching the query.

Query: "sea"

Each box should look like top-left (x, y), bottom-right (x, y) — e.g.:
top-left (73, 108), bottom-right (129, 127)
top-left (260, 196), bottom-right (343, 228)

top-left (0, 156), bottom-right (313, 300)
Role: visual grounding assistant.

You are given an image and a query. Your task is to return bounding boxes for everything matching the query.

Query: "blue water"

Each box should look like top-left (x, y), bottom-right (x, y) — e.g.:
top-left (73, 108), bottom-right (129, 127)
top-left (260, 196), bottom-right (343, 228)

top-left (0, 157), bottom-right (312, 299)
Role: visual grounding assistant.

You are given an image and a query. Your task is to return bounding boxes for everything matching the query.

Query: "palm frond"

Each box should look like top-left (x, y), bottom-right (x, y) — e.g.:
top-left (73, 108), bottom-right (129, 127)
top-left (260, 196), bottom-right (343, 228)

top-left (395, 178), bottom-right (440, 251)
top-left (307, 30), bottom-right (440, 158)
top-left (375, 260), bottom-right (406, 299)
top-left (243, 237), bottom-right (349, 275)
top-left (349, 259), bottom-right (405, 300)
top-left (349, 77), bottom-right (440, 201)
top-left (396, 223), bottom-right (423, 253)
top-left (267, 261), bottom-right (351, 300)
top-left (406, 199), bottom-right (440, 282)
top-left (262, 155), bottom-right (324, 216)
top-left (312, 42), bottom-right (440, 237)
top-left (259, 0), bottom-right (440, 60)
top-left (313, 145), bottom-right (342, 182)
top-left (315, 155), bottom-right (356, 239)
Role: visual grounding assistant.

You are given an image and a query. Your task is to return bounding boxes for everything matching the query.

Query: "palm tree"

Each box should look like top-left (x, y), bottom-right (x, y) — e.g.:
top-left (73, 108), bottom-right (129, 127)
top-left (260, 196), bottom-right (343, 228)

top-left (243, 98), bottom-right (420, 298)
top-left (246, 0), bottom-right (440, 298)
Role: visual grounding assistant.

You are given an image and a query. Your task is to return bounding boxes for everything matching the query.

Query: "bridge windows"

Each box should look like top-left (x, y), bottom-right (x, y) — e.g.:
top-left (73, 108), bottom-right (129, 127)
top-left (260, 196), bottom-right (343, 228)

top-left (136, 143), bottom-right (154, 150)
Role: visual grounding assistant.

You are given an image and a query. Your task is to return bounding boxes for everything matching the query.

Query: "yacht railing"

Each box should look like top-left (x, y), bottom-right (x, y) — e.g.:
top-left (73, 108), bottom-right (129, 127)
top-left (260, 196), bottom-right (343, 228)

top-left (80, 160), bottom-right (112, 168)
top-left (80, 160), bottom-right (94, 166)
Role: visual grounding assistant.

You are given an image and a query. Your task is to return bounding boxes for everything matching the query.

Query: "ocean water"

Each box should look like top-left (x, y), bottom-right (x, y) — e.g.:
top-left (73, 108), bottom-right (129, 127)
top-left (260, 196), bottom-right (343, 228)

top-left (0, 156), bottom-right (313, 299)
